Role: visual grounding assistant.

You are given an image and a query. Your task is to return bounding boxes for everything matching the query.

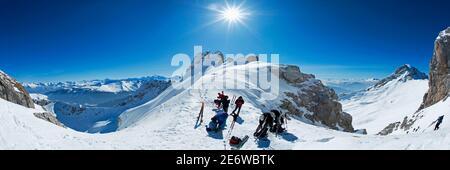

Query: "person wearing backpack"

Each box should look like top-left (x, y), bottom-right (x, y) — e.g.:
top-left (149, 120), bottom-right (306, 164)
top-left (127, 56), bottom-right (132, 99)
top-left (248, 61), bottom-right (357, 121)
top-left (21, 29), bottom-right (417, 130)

top-left (207, 110), bottom-right (229, 132)
top-left (214, 91), bottom-right (225, 108)
top-left (270, 110), bottom-right (286, 133)
top-left (221, 95), bottom-right (231, 113)
top-left (253, 111), bottom-right (275, 138)
top-left (435, 115), bottom-right (444, 130)
top-left (231, 96), bottom-right (245, 119)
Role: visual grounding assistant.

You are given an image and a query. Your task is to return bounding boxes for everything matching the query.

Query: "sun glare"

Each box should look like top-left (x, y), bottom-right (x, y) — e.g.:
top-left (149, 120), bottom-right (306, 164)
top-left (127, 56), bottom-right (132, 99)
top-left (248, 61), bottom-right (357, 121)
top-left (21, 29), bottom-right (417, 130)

top-left (204, 1), bottom-right (251, 32)
top-left (221, 7), bottom-right (243, 23)
top-left (216, 1), bottom-right (249, 28)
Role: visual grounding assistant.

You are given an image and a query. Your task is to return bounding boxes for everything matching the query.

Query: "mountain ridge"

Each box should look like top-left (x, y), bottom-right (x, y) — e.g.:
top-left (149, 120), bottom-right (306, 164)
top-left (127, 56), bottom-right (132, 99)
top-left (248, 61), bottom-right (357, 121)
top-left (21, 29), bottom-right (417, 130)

top-left (341, 64), bottom-right (428, 134)
top-left (370, 64), bottom-right (428, 90)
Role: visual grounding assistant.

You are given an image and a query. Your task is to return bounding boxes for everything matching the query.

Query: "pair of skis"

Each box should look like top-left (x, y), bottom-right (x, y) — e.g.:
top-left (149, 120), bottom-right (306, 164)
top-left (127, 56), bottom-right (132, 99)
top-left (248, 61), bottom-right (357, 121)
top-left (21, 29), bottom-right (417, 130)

top-left (230, 95), bottom-right (237, 107)
top-left (226, 117), bottom-right (236, 139)
top-left (195, 102), bottom-right (205, 126)
top-left (226, 113), bottom-right (250, 150)
top-left (231, 95), bottom-right (237, 103)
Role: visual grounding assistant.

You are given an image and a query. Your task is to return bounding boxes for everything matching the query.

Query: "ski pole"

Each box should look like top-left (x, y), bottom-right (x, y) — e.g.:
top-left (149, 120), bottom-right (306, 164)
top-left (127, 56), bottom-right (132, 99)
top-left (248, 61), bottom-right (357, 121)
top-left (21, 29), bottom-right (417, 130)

top-left (422, 120), bottom-right (438, 133)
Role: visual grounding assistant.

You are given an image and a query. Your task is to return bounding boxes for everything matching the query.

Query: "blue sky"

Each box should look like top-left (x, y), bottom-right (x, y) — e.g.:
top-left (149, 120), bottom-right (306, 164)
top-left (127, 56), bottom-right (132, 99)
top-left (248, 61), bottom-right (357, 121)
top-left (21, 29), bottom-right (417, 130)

top-left (1, 0), bottom-right (449, 82)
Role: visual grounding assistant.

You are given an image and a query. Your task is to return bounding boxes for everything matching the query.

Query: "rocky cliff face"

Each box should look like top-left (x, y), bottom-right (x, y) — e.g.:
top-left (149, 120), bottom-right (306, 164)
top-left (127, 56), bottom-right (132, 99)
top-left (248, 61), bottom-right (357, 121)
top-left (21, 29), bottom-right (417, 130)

top-left (420, 27), bottom-right (450, 109)
top-left (377, 27), bottom-right (450, 135)
top-left (278, 65), bottom-right (354, 132)
top-left (0, 70), bottom-right (34, 108)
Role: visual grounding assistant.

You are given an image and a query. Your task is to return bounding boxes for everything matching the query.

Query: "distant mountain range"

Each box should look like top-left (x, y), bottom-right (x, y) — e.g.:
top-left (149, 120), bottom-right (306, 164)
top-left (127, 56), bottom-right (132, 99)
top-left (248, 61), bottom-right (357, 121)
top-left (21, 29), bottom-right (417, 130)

top-left (23, 76), bottom-right (169, 106)
top-left (322, 78), bottom-right (379, 100)
top-left (22, 76), bottom-right (172, 133)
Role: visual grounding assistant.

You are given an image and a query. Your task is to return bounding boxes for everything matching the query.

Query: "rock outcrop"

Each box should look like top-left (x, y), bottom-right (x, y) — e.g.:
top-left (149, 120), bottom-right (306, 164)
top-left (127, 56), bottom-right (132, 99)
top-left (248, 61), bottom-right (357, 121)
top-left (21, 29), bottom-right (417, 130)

top-left (33, 112), bottom-right (64, 127)
top-left (0, 70), bottom-right (34, 108)
top-left (377, 116), bottom-right (416, 135)
top-left (420, 27), bottom-right (450, 109)
top-left (278, 65), bottom-right (354, 132)
top-left (32, 97), bottom-right (51, 107)
top-left (30, 94), bottom-right (51, 107)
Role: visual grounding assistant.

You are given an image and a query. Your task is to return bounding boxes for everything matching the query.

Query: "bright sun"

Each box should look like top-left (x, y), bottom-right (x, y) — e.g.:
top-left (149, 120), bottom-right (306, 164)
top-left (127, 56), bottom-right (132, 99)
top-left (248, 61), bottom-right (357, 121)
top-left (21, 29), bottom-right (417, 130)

top-left (206, 1), bottom-right (250, 30)
top-left (221, 7), bottom-right (243, 23)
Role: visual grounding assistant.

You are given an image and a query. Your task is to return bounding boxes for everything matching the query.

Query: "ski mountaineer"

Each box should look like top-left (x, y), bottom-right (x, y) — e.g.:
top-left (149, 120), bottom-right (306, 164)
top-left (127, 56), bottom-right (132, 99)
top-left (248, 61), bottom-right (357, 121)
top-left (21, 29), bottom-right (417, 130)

top-left (434, 115), bottom-right (444, 130)
top-left (231, 96), bottom-right (245, 120)
top-left (253, 111), bottom-right (274, 138)
top-left (270, 110), bottom-right (287, 133)
top-left (221, 95), bottom-right (231, 113)
top-left (214, 91), bottom-right (225, 108)
top-left (206, 110), bottom-right (229, 132)
top-left (253, 110), bottom-right (286, 138)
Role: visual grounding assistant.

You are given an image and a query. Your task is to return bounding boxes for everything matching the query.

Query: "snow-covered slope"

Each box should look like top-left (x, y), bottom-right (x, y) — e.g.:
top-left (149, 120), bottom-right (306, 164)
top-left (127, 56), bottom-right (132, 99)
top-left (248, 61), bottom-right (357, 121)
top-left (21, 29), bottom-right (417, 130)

top-left (341, 65), bottom-right (428, 134)
top-left (4, 91), bottom-right (450, 150)
top-left (2, 62), bottom-right (450, 150)
top-left (118, 61), bottom-right (353, 132)
top-left (0, 97), bottom-right (335, 149)
top-left (378, 99), bottom-right (450, 136)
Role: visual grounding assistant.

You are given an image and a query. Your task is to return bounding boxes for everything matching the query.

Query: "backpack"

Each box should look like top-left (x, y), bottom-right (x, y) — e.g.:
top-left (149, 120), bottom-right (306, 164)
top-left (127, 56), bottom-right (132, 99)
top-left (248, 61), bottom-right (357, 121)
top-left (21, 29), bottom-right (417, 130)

top-left (229, 136), bottom-right (241, 145)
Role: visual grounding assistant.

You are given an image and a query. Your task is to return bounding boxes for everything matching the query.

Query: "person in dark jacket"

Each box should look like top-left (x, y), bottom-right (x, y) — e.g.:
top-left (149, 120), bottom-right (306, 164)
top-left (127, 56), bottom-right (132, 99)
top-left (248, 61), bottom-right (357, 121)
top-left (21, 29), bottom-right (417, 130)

top-left (253, 112), bottom-right (275, 138)
top-left (434, 115), bottom-right (444, 130)
top-left (269, 110), bottom-right (286, 133)
top-left (214, 91), bottom-right (225, 108)
top-left (231, 96), bottom-right (245, 119)
top-left (221, 95), bottom-right (230, 113)
top-left (207, 110), bottom-right (229, 131)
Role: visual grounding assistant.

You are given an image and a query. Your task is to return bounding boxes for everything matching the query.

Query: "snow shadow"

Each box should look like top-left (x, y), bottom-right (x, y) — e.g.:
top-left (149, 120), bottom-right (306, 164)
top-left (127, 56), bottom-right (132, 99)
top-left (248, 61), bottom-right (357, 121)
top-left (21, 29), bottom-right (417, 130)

top-left (207, 129), bottom-right (224, 139)
top-left (280, 132), bottom-right (298, 142)
top-left (235, 116), bottom-right (245, 124)
top-left (257, 138), bottom-right (271, 148)
top-left (316, 137), bottom-right (335, 142)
